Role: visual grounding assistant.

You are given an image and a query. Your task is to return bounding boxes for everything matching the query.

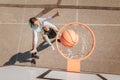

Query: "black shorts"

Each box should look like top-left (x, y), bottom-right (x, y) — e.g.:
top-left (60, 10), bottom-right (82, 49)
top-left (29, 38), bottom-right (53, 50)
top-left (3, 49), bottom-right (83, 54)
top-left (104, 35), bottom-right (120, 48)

top-left (44, 28), bottom-right (57, 39)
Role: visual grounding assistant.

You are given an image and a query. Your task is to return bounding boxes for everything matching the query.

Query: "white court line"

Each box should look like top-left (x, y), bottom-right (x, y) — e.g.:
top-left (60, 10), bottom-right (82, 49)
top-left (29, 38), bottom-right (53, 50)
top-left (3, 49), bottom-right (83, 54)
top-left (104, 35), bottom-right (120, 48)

top-left (76, 0), bottom-right (79, 22)
top-left (85, 24), bottom-right (120, 26)
top-left (0, 23), bottom-right (28, 24)
top-left (0, 23), bottom-right (120, 26)
top-left (17, 0), bottom-right (27, 52)
top-left (55, 23), bottom-right (120, 26)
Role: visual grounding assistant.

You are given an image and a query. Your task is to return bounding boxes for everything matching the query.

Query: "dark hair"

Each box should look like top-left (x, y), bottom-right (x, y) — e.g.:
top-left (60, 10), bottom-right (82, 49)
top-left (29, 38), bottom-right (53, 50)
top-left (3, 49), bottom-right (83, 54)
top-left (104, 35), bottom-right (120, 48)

top-left (29, 17), bottom-right (37, 25)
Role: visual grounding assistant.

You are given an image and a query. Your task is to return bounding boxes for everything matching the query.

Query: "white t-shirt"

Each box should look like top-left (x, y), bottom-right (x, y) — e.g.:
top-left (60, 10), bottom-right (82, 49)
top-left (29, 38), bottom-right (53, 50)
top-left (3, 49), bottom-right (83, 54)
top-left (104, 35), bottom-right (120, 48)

top-left (30, 16), bottom-right (57, 44)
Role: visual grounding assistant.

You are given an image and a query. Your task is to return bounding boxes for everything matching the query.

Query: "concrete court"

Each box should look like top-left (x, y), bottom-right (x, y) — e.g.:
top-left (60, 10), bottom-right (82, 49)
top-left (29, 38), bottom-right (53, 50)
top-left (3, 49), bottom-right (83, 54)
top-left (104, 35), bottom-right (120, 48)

top-left (0, 0), bottom-right (120, 75)
top-left (1, 66), bottom-right (120, 80)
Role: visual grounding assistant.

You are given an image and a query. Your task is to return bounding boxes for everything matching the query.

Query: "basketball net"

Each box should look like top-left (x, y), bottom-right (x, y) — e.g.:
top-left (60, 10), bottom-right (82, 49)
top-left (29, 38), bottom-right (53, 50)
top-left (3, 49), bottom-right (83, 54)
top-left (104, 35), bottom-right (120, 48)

top-left (56, 22), bottom-right (96, 72)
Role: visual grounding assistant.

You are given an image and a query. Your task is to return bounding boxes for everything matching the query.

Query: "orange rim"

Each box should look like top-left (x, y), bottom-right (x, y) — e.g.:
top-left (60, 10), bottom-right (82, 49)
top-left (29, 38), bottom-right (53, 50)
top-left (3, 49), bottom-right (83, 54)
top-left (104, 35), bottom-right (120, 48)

top-left (55, 22), bottom-right (96, 61)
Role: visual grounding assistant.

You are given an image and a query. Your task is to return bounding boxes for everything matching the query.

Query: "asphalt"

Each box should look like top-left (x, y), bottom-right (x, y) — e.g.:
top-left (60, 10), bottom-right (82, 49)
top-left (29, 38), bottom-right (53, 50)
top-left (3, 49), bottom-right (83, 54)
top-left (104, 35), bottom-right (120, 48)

top-left (0, 0), bottom-right (120, 74)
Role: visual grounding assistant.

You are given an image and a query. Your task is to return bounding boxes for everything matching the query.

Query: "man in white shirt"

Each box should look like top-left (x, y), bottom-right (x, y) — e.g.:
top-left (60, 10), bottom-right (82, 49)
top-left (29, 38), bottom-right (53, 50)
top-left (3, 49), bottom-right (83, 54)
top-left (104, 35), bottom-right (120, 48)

top-left (29, 11), bottom-right (59, 54)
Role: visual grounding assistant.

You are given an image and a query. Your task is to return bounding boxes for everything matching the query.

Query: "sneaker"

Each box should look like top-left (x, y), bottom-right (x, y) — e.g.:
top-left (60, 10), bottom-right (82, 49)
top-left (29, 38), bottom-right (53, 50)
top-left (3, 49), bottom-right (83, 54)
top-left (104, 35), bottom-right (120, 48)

top-left (57, 39), bottom-right (61, 43)
top-left (31, 53), bottom-right (39, 59)
top-left (31, 59), bottom-right (36, 64)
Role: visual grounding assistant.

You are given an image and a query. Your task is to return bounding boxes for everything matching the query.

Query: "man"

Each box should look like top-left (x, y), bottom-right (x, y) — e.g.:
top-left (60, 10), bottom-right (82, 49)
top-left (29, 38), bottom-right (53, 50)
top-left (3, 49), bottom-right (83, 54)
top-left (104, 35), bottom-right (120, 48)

top-left (29, 11), bottom-right (59, 54)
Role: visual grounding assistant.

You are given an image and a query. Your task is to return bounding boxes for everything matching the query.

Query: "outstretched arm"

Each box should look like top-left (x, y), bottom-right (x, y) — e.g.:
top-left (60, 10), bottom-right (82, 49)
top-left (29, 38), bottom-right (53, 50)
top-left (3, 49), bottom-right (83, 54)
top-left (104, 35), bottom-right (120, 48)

top-left (52, 11), bottom-right (60, 19)
top-left (42, 11), bottom-right (60, 22)
top-left (30, 30), bottom-right (38, 53)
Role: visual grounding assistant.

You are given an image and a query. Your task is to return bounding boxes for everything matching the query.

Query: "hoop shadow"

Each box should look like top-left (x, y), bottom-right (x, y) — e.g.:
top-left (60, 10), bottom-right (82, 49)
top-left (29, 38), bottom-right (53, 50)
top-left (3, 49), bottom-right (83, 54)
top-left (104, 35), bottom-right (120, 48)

top-left (0, 0), bottom-right (120, 11)
top-left (35, 0), bottom-right (62, 17)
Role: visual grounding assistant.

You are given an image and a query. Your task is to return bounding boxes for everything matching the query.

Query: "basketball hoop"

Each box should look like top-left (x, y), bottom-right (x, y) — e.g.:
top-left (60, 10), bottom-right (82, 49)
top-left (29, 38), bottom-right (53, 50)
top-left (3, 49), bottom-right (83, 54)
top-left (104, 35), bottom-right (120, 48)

top-left (56, 22), bottom-right (96, 72)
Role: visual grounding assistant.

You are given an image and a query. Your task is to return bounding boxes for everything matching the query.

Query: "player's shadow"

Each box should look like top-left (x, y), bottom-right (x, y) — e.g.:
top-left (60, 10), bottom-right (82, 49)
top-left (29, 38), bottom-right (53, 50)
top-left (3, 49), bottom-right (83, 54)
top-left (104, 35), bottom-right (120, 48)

top-left (3, 51), bottom-right (38, 66)
top-left (37, 39), bottom-right (55, 52)
top-left (3, 39), bottom-right (55, 66)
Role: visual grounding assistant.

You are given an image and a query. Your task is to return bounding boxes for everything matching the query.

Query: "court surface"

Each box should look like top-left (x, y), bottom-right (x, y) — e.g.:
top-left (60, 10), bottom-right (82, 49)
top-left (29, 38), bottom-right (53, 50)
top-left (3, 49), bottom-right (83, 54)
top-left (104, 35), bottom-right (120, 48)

top-left (0, 0), bottom-right (120, 77)
top-left (1, 66), bottom-right (120, 80)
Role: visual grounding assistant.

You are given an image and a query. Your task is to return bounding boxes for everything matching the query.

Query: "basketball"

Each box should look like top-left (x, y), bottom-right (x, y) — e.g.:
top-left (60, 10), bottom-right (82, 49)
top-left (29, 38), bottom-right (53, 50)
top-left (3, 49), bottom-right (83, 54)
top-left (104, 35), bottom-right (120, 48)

top-left (60, 29), bottom-right (79, 48)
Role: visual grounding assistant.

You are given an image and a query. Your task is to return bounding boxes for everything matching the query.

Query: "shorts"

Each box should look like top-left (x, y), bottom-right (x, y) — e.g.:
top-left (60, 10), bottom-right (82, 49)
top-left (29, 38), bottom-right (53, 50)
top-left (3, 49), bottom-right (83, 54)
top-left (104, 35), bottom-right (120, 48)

top-left (44, 28), bottom-right (57, 39)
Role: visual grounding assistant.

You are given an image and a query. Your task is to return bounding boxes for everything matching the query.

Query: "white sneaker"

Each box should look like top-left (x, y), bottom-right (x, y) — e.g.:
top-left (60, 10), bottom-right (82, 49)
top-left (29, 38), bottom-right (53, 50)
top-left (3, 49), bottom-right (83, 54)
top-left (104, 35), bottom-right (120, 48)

top-left (51, 45), bottom-right (55, 51)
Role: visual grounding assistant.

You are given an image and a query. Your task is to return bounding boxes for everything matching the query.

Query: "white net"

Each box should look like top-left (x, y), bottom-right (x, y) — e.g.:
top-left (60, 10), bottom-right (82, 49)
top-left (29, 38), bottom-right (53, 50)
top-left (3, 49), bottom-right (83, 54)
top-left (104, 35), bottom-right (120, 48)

top-left (56, 23), bottom-right (94, 59)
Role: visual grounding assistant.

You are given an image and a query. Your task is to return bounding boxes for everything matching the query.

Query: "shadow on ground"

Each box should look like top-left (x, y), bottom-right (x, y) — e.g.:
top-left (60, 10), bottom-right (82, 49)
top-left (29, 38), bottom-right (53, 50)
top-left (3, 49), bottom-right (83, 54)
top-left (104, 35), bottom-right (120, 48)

top-left (0, 0), bottom-right (120, 11)
top-left (3, 39), bottom-right (55, 66)
top-left (3, 51), bottom-right (34, 66)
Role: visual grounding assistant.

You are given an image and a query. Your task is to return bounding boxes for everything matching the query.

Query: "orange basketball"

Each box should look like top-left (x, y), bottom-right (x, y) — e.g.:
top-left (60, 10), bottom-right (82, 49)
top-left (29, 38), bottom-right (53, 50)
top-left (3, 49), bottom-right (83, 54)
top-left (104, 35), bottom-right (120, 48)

top-left (60, 29), bottom-right (79, 48)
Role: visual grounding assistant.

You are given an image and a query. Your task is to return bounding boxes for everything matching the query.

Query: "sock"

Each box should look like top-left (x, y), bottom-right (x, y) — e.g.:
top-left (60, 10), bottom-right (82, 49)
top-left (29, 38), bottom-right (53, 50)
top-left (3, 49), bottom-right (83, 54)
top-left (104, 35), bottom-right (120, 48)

top-left (51, 44), bottom-right (55, 51)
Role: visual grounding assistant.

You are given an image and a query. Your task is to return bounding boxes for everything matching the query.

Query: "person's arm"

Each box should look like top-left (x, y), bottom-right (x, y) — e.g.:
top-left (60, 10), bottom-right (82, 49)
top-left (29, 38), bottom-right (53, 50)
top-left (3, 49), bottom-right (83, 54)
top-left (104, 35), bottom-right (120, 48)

top-left (52, 11), bottom-right (60, 18)
top-left (30, 30), bottom-right (38, 53)
top-left (42, 11), bottom-right (60, 22)
top-left (53, 27), bottom-right (59, 32)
